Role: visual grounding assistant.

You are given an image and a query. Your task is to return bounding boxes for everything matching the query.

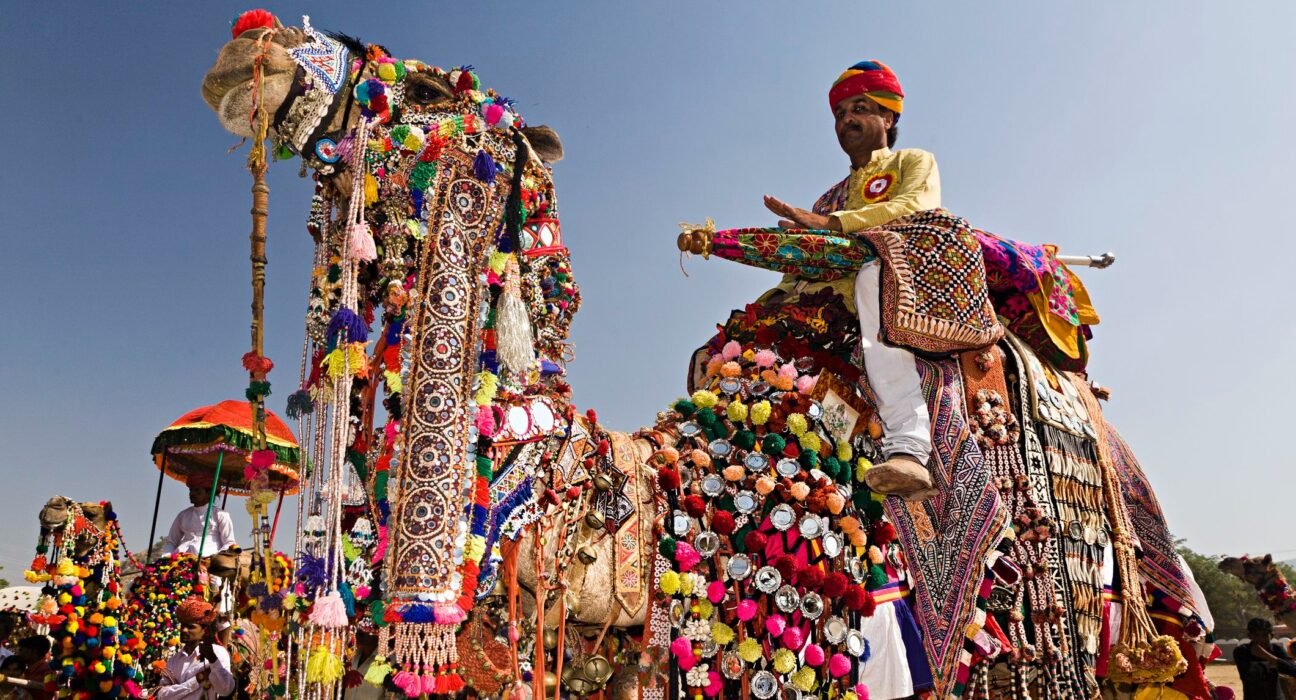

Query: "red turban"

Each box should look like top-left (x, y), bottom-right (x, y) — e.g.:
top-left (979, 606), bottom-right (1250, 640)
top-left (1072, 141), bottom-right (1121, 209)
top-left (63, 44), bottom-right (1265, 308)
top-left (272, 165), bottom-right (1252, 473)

top-left (829, 60), bottom-right (904, 114)
top-left (176, 597), bottom-right (217, 626)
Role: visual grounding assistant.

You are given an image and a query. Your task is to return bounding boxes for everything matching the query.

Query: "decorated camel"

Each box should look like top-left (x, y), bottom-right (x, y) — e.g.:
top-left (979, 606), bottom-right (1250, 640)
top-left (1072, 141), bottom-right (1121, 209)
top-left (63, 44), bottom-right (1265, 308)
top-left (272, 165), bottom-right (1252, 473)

top-left (199, 11), bottom-right (1208, 699)
top-left (1220, 555), bottom-right (1296, 633)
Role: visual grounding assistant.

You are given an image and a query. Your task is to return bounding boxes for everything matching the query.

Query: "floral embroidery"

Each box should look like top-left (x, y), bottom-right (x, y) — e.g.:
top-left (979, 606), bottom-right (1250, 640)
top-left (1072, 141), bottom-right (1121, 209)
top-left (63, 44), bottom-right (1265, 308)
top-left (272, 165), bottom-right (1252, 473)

top-left (862, 169), bottom-right (898, 203)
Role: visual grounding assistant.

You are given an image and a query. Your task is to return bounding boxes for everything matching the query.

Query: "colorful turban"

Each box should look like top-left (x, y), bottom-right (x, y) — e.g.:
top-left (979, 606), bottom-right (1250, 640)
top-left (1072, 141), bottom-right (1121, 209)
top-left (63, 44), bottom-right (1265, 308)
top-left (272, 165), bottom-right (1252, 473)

top-left (176, 597), bottom-right (217, 626)
top-left (186, 470), bottom-right (215, 490)
top-left (829, 60), bottom-right (904, 114)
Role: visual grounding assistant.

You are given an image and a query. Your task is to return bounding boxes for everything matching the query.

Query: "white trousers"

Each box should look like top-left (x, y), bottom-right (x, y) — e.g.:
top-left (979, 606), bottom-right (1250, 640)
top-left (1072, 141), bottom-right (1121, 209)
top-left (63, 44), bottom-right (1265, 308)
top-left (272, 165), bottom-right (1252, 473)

top-left (854, 261), bottom-right (933, 462)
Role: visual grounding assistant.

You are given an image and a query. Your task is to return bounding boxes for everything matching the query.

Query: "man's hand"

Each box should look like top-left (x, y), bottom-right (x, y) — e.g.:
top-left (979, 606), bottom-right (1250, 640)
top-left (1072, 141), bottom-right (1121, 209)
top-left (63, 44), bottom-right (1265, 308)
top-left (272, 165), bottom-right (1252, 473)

top-left (159, 667), bottom-right (177, 685)
top-left (1252, 642), bottom-right (1280, 663)
top-left (763, 195), bottom-right (841, 231)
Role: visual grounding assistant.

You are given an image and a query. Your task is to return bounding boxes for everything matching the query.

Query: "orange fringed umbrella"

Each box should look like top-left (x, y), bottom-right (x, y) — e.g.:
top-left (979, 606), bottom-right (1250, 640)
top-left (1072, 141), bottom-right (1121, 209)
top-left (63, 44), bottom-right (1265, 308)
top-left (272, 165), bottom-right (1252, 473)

top-left (151, 400), bottom-right (302, 496)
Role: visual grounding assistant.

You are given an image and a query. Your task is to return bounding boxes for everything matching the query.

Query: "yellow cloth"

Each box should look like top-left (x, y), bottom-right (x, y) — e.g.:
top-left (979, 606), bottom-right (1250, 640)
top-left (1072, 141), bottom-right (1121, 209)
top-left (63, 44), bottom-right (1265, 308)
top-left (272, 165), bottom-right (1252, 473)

top-left (766, 147), bottom-right (941, 312)
top-left (1027, 252), bottom-right (1100, 359)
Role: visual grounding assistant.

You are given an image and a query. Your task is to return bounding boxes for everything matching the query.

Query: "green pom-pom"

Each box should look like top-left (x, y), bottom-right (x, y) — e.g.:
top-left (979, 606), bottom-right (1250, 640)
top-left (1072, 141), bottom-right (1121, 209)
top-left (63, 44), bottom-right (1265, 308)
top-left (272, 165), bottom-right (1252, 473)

top-left (799, 450), bottom-right (819, 470)
top-left (762, 434), bottom-right (786, 454)
top-left (696, 408), bottom-right (717, 427)
top-left (673, 400), bottom-right (696, 418)
top-left (864, 498), bottom-right (884, 520)
top-left (245, 380), bottom-right (272, 401)
top-left (370, 600), bottom-right (388, 628)
top-left (658, 537), bottom-right (677, 560)
top-left (732, 431), bottom-right (757, 450)
top-left (867, 564), bottom-right (889, 590)
top-left (852, 487), bottom-right (873, 510)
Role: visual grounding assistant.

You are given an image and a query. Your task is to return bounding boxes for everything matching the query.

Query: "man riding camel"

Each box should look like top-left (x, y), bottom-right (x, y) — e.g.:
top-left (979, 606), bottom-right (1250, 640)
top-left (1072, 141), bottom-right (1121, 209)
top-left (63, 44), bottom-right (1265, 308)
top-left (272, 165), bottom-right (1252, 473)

top-left (762, 60), bottom-right (938, 499)
top-left (161, 471), bottom-right (238, 559)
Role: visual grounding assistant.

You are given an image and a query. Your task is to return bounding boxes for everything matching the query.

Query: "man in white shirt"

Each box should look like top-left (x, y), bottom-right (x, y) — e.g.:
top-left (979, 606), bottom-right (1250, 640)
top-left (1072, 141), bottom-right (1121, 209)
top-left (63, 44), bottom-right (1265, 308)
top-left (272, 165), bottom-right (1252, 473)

top-left (153, 597), bottom-right (236, 700)
top-left (162, 472), bottom-right (238, 558)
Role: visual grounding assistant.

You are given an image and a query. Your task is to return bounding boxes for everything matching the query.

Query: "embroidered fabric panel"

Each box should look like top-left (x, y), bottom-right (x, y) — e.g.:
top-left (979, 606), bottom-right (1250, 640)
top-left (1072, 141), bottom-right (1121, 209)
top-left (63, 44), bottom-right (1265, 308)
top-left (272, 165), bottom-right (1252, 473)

top-left (710, 227), bottom-right (877, 281)
top-left (390, 155), bottom-right (505, 603)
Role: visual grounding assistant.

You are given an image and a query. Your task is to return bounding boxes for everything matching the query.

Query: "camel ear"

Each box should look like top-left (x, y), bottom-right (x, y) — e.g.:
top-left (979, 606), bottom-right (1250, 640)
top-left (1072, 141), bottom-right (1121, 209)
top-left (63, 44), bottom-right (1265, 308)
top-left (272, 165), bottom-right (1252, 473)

top-left (1264, 554), bottom-right (1274, 565)
top-left (521, 125), bottom-right (563, 164)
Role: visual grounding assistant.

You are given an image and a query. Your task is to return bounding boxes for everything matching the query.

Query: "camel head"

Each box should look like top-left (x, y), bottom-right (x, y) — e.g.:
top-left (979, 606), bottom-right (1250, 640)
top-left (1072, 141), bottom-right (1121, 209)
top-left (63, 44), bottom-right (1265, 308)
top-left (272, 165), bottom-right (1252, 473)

top-left (1220, 554), bottom-right (1278, 586)
top-left (38, 496), bottom-right (112, 560)
top-left (38, 496), bottom-right (74, 531)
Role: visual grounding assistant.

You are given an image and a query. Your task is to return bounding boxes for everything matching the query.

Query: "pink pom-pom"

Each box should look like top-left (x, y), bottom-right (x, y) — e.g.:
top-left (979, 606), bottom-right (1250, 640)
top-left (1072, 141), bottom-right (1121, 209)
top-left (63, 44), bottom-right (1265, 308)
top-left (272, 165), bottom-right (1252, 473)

top-left (778, 363), bottom-right (797, 379)
top-left (855, 683), bottom-right (870, 700)
top-left (354, 585), bottom-right (371, 599)
top-left (483, 103), bottom-right (505, 126)
top-left (670, 637), bottom-right (693, 660)
top-left (674, 542), bottom-right (702, 571)
top-left (703, 671), bottom-right (722, 697)
top-left (781, 626), bottom-right (803, 651)
top-left (722, 341), bottom-right (742, 360)
top-left (475, 406), bottom-right (498, 437)
top-left (765, 614), bottom-right (786, 638)
top-left (250, 449), bottom-right (275, 468)
top-left (736, 599), bottom-right (757, 622)
top-left (754, 350), bottom-right (777, 368)
top-left (123, 680), bottom-right (143, 698)
top-left (392, 671), bottom-right (420, 697)
top-left (678, 651), bottom-right (697, 671)
top-left (421, 674), bottom-right (439, 696)
top-left (796, 375), bottom-right (818, 394)
top-left (804, 643), bottom-right (825, 666)
top-left (829, 654), bottom-right (852, 678)
top-left (347, 223), bottom-right (377, 262)
top-left (706, 581), bottom-right (727, 604)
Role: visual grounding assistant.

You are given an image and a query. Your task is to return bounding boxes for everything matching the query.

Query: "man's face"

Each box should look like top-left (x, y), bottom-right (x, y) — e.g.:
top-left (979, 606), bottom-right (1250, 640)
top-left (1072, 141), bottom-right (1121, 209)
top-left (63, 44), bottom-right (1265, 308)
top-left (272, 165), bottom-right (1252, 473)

top-left (833, 95), bottom-right (893, 159)
top-left (188, 485), bottom-right (211, 507)
top-left (181, 621), bottom-right (206, 645)
top-left (1249, 628), bottom-right (1272, 645)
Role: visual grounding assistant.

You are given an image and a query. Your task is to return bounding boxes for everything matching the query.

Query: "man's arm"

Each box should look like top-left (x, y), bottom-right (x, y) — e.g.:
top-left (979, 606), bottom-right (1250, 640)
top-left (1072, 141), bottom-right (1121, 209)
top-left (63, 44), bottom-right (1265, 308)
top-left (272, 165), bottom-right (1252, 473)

top-left (160, 513), bottom-right (184, 556)
top-left (215, 512), bottom-right (238, 552)
top-left (205, 647), bottom-right (236, 696)
top-left (832, 150), bottom-right (941, 234)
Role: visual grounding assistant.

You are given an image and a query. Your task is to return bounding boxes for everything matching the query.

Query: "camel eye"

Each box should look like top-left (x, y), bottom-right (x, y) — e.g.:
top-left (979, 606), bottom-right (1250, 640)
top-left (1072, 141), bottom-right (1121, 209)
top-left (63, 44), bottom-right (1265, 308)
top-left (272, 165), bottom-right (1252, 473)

top-left (408, 81), bottom-right (447, 105)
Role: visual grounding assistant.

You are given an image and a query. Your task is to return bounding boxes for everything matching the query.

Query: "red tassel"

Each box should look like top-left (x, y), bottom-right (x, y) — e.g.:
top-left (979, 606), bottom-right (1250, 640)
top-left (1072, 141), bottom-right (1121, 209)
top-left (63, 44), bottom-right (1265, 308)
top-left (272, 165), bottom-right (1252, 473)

top-left (586, 409), bottom-right (598, 425)
top-left (231, 9), bottom-right (277, 39)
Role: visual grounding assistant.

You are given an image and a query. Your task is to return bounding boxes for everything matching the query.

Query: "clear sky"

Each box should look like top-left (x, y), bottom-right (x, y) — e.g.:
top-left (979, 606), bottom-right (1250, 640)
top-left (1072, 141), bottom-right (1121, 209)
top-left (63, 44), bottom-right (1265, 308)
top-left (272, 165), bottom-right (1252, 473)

top-left (1, 2), bottom-right (1293, 583)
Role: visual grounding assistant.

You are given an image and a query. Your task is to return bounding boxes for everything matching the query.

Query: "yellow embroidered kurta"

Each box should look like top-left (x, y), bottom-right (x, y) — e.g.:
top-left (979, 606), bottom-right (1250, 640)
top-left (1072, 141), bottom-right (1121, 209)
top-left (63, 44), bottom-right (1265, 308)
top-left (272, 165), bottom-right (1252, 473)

top-left (766, 146), bottom-right (941, 311)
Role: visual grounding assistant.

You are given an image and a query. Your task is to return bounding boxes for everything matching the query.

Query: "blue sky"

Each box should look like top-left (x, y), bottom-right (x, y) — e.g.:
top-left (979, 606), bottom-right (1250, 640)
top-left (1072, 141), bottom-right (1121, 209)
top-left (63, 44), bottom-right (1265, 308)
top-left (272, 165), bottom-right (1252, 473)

top-left (1, 2), bottom-right (1293, 583)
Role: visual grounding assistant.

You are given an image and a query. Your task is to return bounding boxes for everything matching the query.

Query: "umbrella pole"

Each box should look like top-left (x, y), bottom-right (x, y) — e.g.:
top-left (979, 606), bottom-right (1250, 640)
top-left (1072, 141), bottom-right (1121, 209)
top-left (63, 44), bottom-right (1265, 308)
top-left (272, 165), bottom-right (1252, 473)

top-left (146, 454), bottom-right (166, 565)
top-left (195, 451), bottom-right (225, 577)
top-left (268, 491), bottom-right (285, 550)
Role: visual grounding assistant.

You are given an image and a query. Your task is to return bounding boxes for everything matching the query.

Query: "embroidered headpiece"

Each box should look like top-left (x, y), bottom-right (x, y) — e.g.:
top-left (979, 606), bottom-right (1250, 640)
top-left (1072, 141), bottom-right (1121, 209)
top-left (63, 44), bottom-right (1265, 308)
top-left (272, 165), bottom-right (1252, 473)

top-left (829, 60), bottom-right (904, 114)
top-left (276, 16), bottom-right (354, 163)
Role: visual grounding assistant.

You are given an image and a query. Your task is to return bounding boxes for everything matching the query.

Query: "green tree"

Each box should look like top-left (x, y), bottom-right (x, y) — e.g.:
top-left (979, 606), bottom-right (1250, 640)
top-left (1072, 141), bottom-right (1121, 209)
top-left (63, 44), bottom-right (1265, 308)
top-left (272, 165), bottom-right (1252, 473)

top-left (0, 564), bottom-right (8, 588)
top-left (1178, 541), bottom-right (1296, 639)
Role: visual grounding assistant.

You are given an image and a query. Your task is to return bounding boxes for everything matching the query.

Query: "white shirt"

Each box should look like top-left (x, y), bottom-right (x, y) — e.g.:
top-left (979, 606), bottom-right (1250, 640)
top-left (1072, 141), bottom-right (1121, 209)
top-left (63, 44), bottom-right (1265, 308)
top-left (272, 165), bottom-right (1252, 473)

top-left (162, 506), bottom-right (238, 558)
top-left (154, 643), bottom-right (235, 700)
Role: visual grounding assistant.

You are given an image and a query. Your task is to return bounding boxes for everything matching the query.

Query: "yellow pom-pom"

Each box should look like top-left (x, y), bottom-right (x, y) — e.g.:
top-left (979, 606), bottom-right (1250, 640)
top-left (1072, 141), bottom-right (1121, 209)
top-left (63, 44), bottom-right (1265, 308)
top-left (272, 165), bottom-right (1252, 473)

top-left (727, 401), bottom-right (748, 423)
top-left (56, 560), bottom-right (76, 576)
top-left (659, 571), bottom-right (680, 596)
top-left (377, 63), bottom-right (398, 82)
top-left (799, 432), bottom-right (821, 453)
top-left (488, 251), bottom-right (511, 275)
top-left (383, 370), bottom-right (402, 394)
top-left (710, 622), bottom-right (734, 645)
top-left (772, 649), bottom-right (796, 675)
top-left (737, 638), bottom-right (762, 663)
top-left (695, 599), bottom-right (713, 619)
top-left (102, 616), bottom-right (117, 628)
top-left (855, 458), bottom-right (873, 482)
top-left (691, 390), bottom-right (718, 409)
top-left (751, 401), bottom-right (772, 426)
top-left (118, 654), bottom-right (131, 665)
top-left (786, 413), bottom-right (808, 437)
top-left (837, 441), bottom-right (853, 461)
top-left (474, 371), bottom-right (499, 406)
top-left (102, 647), bottom-right (116, 660)
top-left (678, 574), bottom-right (695, 597)
top-left (791, 666), bottom-right (817, 692)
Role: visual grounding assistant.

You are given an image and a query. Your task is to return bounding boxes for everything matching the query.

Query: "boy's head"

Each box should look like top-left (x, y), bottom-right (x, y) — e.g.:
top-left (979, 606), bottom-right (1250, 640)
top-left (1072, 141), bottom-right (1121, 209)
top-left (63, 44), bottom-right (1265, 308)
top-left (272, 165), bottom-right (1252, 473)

top-left (1247, 617), bottom-right (1274, 644)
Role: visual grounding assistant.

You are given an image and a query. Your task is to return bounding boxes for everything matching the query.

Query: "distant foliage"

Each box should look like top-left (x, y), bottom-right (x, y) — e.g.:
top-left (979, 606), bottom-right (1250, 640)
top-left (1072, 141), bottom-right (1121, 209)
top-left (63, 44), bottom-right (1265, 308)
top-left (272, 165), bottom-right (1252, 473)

top-left (1178, 542), bottom-right (1296, 639)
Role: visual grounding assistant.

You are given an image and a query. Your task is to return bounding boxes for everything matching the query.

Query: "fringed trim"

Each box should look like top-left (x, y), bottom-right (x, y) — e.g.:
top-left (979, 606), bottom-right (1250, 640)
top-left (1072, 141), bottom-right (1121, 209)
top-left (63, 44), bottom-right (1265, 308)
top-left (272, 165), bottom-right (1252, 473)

top-left (385, 622), bottom-right (465, 697)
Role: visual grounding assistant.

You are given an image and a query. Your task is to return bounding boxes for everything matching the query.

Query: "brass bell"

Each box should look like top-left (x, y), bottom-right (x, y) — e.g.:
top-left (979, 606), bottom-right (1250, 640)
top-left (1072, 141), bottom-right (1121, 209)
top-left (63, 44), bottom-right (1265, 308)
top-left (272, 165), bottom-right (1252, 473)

top-left (583, 655), bottom-right (614, 684)
top-left (576, 545), bottom-right (598, 565)
top-left (676, 231), bottom-right (693, 252)
top-left (592, 473), bottom-right (614, 492)
top-left (490, 576), bottom-right (508, 597)
top-left (543, 670), bottom-right (560, 694)
top-left (542, 628), bottom-right (559, 650)
top-left (584, 510), bottom-right (606, 530)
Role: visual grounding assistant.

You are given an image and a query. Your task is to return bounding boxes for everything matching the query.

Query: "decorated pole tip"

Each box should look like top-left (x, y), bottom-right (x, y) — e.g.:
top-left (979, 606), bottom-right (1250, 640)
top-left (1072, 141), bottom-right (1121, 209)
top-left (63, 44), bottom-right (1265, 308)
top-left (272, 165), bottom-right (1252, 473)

top-left (231, 9), bottom-right (280, 39)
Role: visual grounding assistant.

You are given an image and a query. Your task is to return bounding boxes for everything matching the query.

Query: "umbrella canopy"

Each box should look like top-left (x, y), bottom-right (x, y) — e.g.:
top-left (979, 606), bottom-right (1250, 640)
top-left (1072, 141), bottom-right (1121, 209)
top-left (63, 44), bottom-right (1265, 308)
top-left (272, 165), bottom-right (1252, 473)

top-left (151, 400), bottom-right (302, 496)
top-left (0, 586), bottom-right (42, 614)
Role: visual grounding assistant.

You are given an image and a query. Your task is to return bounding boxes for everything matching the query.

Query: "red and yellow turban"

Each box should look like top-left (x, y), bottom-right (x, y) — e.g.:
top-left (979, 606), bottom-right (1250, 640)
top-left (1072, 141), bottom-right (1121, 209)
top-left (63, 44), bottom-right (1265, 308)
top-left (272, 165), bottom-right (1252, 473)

top-left (829, 60), bottom-right (904, 114)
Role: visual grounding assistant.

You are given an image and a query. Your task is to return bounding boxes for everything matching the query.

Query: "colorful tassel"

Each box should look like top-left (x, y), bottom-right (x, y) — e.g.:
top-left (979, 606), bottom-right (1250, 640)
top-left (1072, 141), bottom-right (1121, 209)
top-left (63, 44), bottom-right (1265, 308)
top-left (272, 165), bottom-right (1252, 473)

top-left (326, 307), bottom-right (369, 346)
top-left (363, 656), bottom-right (393, 686)
top-left (392, 670), bottom-right (420, 698)
top-left (305, 645), bottom-right (345, 683)
top-left (495, 256), bottom-right (534, 375)
top-left (347, 222), bottom-right (378, 262)
top-left (308, 591), bottom-right (349, 628)
top-left (473, 150), bottom-right (497, 183)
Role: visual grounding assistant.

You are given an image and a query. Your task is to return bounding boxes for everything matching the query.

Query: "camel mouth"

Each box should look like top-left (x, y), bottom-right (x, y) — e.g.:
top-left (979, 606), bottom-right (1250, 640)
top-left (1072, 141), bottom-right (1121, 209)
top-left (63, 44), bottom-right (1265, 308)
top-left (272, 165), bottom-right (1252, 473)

top-left (201, 27), bottom-right (313, 138)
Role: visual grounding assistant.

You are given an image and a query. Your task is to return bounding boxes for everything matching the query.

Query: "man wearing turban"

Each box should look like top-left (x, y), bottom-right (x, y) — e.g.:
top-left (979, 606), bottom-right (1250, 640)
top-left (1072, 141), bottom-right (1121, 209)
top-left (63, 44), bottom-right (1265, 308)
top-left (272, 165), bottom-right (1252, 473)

top-left (152, 597), bottom-right (234, 699)
top-left (763, 60), bottom-right (940, 499)
top-left (161, 471), bottom-right (238, 559)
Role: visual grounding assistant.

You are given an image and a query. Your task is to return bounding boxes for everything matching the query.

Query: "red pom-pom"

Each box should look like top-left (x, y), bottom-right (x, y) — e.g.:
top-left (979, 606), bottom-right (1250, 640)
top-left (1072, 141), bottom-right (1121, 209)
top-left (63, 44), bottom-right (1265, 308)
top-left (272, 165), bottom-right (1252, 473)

top-left (682, 495), bottom-right (708, 518)
top-left (843, 585), bottom-right (865, 611)
top-left (657, 468), bottom-right (681, 491)
top-left (773, 555), bottom-right (798, 581)
top-left (871, 522), bottom-right (897, 546)
top-left (597, 439), bottom-right (610, 457)
top-left (798, 566), bottom-right (825, 591)
top-left (743, 530), bottom-right (767, 553)
top-left (231, 9), bottom-right (277, 39)
top-left (711, 510), bottom-right (735, 536)
top-left (822, 571), bottom-right (848, 597)
top-left (783, 442), bottom-right (800, 458)
top-left (585, 408), bottom-right (598, 425)
top-left (456, 71), bottom-right (476, 93)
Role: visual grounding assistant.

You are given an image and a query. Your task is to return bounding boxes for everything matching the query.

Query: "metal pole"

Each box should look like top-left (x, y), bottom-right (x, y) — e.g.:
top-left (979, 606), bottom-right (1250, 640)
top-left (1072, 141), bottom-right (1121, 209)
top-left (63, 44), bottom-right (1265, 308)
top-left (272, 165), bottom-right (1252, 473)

top-left (145, 453), bottom-right (167, 565)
